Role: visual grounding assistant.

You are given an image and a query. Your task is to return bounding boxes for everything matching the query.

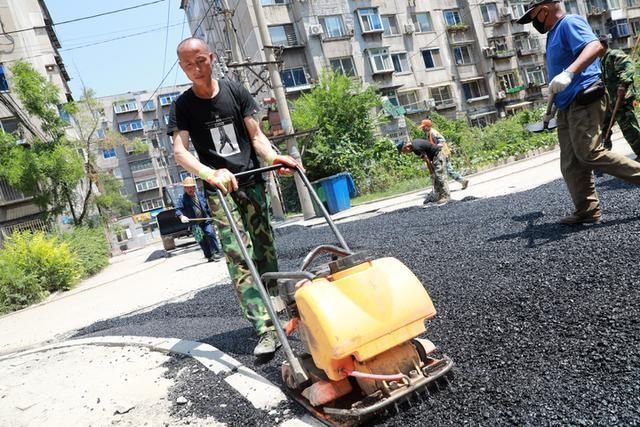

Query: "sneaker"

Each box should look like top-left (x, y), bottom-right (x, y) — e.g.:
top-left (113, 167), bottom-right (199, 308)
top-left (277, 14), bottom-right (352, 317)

top-left (558, 214), bottom-right (601, 225)
top-left (212, 252), bottom-right (224, 261)
top-left (460, 179), bottom-right (469, 190)
top-left (436, 197), bottom-right (449, 206)
top-left (253, 330), bottom-right (281, 356)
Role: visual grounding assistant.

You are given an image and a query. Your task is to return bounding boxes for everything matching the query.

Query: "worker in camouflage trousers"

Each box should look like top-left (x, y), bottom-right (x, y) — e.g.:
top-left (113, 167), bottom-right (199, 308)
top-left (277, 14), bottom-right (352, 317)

top-left (599, 35), bottom-right (640, 159)
top-left (169, 37), bottom-right (301, 357)
top-left (420, 119), bottom-right (469, 190)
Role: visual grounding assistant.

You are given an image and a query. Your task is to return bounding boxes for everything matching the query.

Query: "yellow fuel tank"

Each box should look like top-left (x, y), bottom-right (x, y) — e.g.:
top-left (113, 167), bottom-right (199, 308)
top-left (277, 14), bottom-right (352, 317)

top-left (295, 257), bottom-right (436, 381)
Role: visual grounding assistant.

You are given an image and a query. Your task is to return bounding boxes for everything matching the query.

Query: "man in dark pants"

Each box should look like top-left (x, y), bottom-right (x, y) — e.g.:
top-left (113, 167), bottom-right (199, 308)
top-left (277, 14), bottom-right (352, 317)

top-left (168, 37), bottom-right (300, 356)
top-left (518, 0), bottom-right (640, 224)
top-left (175, 176), bottom-right (223, 262)
top-left (598, 34), bottom-right (640, 159)
top-left (397, 139), bottom-right (449, 205)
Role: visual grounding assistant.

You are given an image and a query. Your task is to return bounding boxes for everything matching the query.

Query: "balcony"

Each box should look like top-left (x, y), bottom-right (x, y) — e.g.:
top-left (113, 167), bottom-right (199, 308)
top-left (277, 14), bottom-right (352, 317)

top-left (446, 23), bottom-right (470, 33)
top-left (586, 7), bottom-right (606, 17)
top-left (0, 178), bottom-right (28, 206)
top-left (435, 99), bottom-right (457, 110)
top-left (402, 101), bottom-right (429, 115)
top-left (494, 49), bottom-right (516, 59)
top-left (506, 85), bottom-right (525, 94)
top-left (517, 47), bottom-right (540, 56)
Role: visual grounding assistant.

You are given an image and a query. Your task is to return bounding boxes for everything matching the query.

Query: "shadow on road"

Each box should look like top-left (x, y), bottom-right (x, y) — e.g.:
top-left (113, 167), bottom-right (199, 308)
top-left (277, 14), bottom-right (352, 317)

top-left (489, 210), bottom-right (640, 248)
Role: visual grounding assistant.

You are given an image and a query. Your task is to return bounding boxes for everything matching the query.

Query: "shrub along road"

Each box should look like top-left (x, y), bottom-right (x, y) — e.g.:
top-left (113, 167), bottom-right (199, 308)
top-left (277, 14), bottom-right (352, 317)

top-left (75, 171), bottom-right (640, 426)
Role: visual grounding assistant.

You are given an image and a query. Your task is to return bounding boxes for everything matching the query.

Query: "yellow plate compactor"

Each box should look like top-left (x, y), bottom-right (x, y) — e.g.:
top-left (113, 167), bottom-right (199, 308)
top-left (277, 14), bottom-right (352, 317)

top-left (217, 165), bottom-right (454, 426)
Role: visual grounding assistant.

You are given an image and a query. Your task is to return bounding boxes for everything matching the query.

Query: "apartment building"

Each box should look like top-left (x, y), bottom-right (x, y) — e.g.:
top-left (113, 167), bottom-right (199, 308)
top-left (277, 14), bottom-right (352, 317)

top-left (180, 0), bottom-right (640, 142)
top-left (93, 83), bottom-right (194, 227)
top-left (0, 0), bottom-right (72, 242)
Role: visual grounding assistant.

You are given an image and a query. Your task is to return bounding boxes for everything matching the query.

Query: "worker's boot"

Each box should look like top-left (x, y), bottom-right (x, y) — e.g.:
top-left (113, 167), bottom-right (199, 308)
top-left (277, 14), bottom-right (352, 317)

top-left (254, 330), bottom-right (281, 356)
top-left (460, 179), bottom-right (469, 190)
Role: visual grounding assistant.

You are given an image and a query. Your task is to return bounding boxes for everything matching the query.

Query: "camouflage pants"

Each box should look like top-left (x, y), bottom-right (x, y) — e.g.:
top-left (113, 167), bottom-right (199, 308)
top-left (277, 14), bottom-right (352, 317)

top-left (430, 152), bottom-right (450, 200)
top-left (206, 182), bottom-right (278, 336)
top-left (603, 97), bottom-right (640, 156)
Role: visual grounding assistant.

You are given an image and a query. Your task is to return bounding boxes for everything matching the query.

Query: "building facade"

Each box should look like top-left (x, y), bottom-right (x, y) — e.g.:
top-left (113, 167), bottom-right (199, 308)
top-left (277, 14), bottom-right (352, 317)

top-left (0, 0), bottom-right (72, 242)
top-left (179, 0), bottom-right (639, 143)
top-left (94, 84), bottom-right (194, 226)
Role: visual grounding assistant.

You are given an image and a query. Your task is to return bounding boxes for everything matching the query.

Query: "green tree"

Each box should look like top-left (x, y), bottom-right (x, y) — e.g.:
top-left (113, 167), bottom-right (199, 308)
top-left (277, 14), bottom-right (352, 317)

top-left (1, 61), bottom-right (132, 225)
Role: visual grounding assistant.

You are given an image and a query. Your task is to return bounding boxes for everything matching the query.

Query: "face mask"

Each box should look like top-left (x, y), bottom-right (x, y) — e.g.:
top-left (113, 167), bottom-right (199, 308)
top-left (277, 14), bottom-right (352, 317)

top-left (532, 10), bottom-right (548, 34)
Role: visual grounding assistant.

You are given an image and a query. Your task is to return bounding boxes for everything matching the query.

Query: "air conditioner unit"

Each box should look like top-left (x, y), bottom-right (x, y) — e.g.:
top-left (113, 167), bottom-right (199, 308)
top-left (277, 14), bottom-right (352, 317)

top-left (404, 23), bottom-right (415, 34)
top-left (500, 7), bottom-right (511, 17)
top-left (497, 90), bottom-right (507, 99)
top-left (309, 24), bottom-right (324, 36)
top-left (426, 98), bottom-right (437, 108)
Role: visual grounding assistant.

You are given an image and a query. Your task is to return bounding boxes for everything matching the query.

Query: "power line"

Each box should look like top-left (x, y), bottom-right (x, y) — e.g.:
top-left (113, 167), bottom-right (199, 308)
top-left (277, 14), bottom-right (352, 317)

top-left (59, 23), bottom-right (183, 52)
top-left (1, 0), bottom-right (166, 36)
top-left (161, 0), bottom-right (172, 76)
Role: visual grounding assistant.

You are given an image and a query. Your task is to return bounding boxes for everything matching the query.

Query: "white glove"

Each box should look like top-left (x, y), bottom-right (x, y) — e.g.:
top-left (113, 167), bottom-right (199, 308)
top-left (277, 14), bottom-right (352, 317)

top-left (179, 215), bottom-right (190, 224)
top-left (549, 70), bottom-right (574, 94)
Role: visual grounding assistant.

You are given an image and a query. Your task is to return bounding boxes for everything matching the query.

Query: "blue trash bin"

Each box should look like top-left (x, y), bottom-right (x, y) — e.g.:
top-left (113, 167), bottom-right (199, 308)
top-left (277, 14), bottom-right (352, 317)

top-left (315, 173), bottom-right (353, 214)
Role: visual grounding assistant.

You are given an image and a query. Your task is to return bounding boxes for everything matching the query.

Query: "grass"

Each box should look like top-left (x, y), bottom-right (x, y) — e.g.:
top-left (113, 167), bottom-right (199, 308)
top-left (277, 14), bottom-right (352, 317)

top-left (351, 176), bottom-right (430, 206)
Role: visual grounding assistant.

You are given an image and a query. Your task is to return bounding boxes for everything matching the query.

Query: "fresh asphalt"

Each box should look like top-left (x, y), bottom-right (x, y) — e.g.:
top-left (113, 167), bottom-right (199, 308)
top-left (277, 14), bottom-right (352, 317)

top-left (74, 171), bottom-right (640, 426)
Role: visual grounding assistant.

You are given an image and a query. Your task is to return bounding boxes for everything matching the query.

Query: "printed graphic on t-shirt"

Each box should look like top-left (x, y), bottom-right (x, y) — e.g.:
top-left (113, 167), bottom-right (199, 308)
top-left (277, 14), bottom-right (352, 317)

top-left (206, 117), bottom-right (240, 158)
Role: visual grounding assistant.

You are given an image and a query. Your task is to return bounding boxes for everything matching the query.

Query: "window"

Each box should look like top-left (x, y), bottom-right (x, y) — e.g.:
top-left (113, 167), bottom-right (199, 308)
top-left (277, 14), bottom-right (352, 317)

top-left (118, 120), bottom-right (143, 133)
top-left (140, 198), bottom-right (164, 212)
top-left (329, 57), bottom-right (356, 76)
top-left (421, 49), bottom-right (442, 69)
top-left (320, 15), bottom-right (346, 38)
top-left (135, 178), bottom-right (158, 192)
top-left (57, 104), bottom-right (71, 123)
top-left (142, 100), bottom-right (155, 111)
top-left (269, 24), bottom-right (298, 47)
top-left (391, 53), bottom-right (410, 72)
top-left (430, 86), bottom-right (454, 106)
top-left (357, 8), bottom-right (383, 33)
top-left (0, 117), bottom-right (18, 134)
top-left (444, 9), bottom-right (462, 26)
top-left (281, 67), bottom-right (308, 88)
top-left (515, 35), bottom-right (540, 52)
top-left (381, 89), bottom-right (399, 106)
top-left (462, 80), bottom-right (487, 100)
top-left (525, 67), bottom-right (546, 86)
top-left (129, 159), bottom-right (153, 172)
top-left (179, 171), bottom-right (192, 181)
top-left (587, 0), bottom-right (607, 13)
top-left (382, 15), bottom-right (399, 36)
top-left (102, 148), bottom-right (117, 159)
top-left (453, 46), bottom-right (473, 65)
top-left (631, 19), bottom-right (640, 34)
top-left (481, 4), bottom-right (499, 23)
top-left (368, 48), bottom-right (394, 73)
top-left (627, 0), bottom-right (640, 7)
top-left (96, 128), bottom-right (106, 139)
top-left (608, 0), bottom-right (621, 8)
top-left (114, 100), bottom-right (137, 114)
top-left (490, 37), bottom-right (509, 52)
top-left (113, 167), bottom-right (123, 178)
top-left (412, 12), bottom-right (433, 32)
top-left (610, 20), bottom-right (630, 38)
top-left (144, 119), bottom-right (158, 131)
top-left (565, 0), bottom-right (579, 14)
top-left (510, 1), bottom-right (527, 19)
top-left (159, 93), bottom-right (179, 106)
top-left (0, 64), bottom-right (8, 92)
top-left (498, 72), bottom-right (520, 90)
top-left (261, 0), bottom-right (286, 4)
top-left (470, 114), bottom-right (496, 128)
top-left (398, 91), bottom-right (422, 113)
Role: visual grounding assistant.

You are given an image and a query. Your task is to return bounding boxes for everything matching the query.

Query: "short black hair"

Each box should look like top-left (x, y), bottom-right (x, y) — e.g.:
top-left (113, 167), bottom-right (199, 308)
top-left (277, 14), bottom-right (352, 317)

top-left (176, 37), bottom-right (209, 57)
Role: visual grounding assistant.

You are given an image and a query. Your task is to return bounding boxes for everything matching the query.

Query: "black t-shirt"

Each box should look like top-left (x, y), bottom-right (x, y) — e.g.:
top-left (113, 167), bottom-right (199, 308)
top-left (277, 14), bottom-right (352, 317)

top-left (411, 138), bottom-right (441, 161)
top-left (167, 79), bottom-right (262, 185)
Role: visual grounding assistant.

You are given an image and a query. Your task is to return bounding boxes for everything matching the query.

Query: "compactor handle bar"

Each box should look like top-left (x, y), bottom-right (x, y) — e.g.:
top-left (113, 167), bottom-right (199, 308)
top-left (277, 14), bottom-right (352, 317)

top-left (217, 163), bottom-right (351, 253)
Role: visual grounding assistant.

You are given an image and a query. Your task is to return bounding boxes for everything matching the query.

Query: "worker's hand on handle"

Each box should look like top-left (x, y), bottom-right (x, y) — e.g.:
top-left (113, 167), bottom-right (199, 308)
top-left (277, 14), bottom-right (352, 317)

top-left (617, 85), bottom-right (627, 98)
top-left (549, 70), bottom-right (574, 94)
top-left (199, 166), bottom-right (238, 195)
top-left (179, 215), bottom-right (190, 224)
top-left (265, 152), bottom-right (304, 175)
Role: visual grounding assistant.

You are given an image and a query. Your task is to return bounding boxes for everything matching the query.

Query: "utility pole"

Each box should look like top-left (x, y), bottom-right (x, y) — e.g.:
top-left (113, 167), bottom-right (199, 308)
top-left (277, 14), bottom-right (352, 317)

top-left (220, 0), bottom-right (286, 221)
top-left (250, 0), bottom-right (315, 219)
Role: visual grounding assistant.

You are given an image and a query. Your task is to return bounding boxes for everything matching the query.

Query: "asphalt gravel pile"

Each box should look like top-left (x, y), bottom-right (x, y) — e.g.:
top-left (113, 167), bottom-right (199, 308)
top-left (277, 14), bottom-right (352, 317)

top-left (78, 175), bottom-right (640, 426)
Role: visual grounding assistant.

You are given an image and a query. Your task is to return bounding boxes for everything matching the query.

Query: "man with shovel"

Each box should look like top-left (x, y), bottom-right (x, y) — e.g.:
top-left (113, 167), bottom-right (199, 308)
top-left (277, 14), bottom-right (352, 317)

top-left (599, 34), bottom-right (640, 159)
top-left (519, 0), bottom-right (640, 224)
top-left (175, 176), bottom-right (223, 262)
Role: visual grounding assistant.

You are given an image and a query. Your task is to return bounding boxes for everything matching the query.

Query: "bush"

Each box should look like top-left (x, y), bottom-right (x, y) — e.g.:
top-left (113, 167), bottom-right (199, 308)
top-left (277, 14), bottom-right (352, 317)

top-left (0, 260), bottom-right (44, 314)
top-left (0, 231), bottom-right (80, 294)
top-left (59, 226), bottom-right (110, 277)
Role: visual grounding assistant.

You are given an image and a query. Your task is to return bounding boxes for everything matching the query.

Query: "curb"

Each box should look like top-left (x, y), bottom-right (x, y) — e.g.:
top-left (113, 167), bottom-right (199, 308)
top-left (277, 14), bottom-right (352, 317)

top-left (0, 335), bottom-right (319, 426)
